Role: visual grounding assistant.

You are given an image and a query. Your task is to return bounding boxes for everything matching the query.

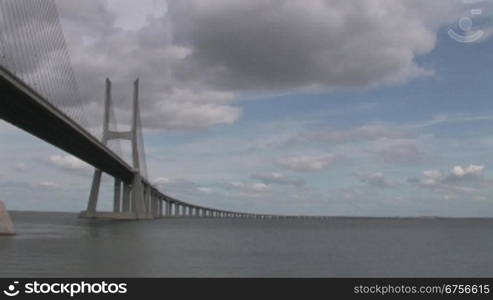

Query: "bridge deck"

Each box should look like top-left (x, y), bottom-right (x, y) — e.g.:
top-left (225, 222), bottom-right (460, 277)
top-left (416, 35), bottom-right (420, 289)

top-left (0, 66), bottom-right (134, 183)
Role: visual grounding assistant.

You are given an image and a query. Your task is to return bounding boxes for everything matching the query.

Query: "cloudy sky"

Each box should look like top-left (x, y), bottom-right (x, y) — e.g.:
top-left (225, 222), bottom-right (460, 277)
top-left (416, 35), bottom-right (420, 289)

top-left (2, 0), bottom-right (493, 217)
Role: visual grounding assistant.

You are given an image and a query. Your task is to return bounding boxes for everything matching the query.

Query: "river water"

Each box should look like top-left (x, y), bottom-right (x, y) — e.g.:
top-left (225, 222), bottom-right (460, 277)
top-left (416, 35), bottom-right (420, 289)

top-left (0, 211), bottom-right (492, 277)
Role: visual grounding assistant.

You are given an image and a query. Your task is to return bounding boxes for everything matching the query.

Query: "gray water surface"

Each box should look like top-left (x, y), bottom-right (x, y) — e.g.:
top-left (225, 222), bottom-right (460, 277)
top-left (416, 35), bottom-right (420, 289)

top-left (0, 211), bottom-right (492, 277)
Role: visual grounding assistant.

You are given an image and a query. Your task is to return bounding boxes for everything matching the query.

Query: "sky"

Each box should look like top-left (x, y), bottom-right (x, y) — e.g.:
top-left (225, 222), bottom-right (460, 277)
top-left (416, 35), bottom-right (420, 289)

top-left (2, 0), bottom-right (493, 217)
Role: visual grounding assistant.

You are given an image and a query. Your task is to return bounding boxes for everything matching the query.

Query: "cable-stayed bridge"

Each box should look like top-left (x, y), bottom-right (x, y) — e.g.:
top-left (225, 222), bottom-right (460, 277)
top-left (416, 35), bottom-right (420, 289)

top-left (0, 0), bottom-right (290, 220)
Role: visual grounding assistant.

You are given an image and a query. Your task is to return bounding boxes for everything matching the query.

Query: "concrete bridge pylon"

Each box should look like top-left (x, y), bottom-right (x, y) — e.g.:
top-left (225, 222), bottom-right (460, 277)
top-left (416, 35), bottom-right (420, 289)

top-left (80, 79), bottom-right (148, 220)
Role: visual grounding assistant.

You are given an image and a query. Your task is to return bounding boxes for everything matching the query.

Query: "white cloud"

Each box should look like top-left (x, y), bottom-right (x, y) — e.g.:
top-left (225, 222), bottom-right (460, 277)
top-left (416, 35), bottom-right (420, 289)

top-left (106, 0), bottom-right (167, 31)
top-left (288, 124), bottom-right (409, 145)
top-left (445, 164), bottom-right (485, 184)
top-left (170, 0), bottom-right (466, 91)
top-left (36, 181), bottom-right (59, 189)
top-left (251, 172), bottom-right (305, 187)
top-left (277, 153), bottom-right (336, 172)
top-left (153, 177), bottom-right (171, 186)
top-left (47, 154), bottom-right (90, 174)
top-left (148, 89), bottom-right (241, 129)
top-left (51, 0), bottom-right (476, 133)
top-left (422, 169), bottom-right (444, 186)
top-left (227, 181), bottom-right (270, 197)
top-left (54, 0), bottom-right (242, 131)
top-left (451, 165), bottom-right (485, 178)
top-left (356, 172), bottom-right (395, 188)
top-left (14, 162), bottom-right (27, 172)
top-left (375, 139), bottom-right (422, 164)
top-left (197, 186), bottom-right (214, 194)
top-left (251, 182), bottom-right (269, 192)
top-left (415, 164), bottom-right (486, 188)
top-left (152, 176), bottom-right (210, 201)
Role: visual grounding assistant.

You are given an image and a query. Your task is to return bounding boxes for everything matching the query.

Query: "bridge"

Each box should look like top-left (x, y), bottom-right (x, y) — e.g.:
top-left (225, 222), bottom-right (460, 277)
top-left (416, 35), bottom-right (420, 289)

top-left (0, 0), bottom-right (303, 221)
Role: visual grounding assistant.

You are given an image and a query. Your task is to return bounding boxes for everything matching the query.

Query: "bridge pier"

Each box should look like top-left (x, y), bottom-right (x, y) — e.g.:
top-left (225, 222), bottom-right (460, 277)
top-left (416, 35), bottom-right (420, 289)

top-left (0, 200), bottom-right (14, 235)
top-left (131, 173), bottom-right (148, 219)
top-left (150, 191), bottom-right (155, 218)
top-left (155, 198), bottom-right (160, 218)
top-left (122, 183), bottom-right (131, 212)
top-left (143, 187), bottom-right (149, 216)
top-left (113, 179), bottom-right (121, 213)
top-left (151, 191), bottom-right (158, 218)
top-left (156, 197), bottom-right (161, 218)
top-left (174, 203), bottom-right (179, 217)
top-left (165, 200), bottom-right (171, 217)
top-left (84, 169), bottom-right (102, 217)
top-left (150, 189), bottom-right (157, 218)
top-left (165, 201), bottom-right (170, 217)
top-left (145, 186), bottom-right (152, 218)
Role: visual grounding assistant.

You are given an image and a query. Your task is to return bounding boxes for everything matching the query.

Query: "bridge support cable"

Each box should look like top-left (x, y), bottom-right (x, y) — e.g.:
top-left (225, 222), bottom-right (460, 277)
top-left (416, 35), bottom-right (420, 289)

top-left (0, 0), bottom-right (97, 137)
